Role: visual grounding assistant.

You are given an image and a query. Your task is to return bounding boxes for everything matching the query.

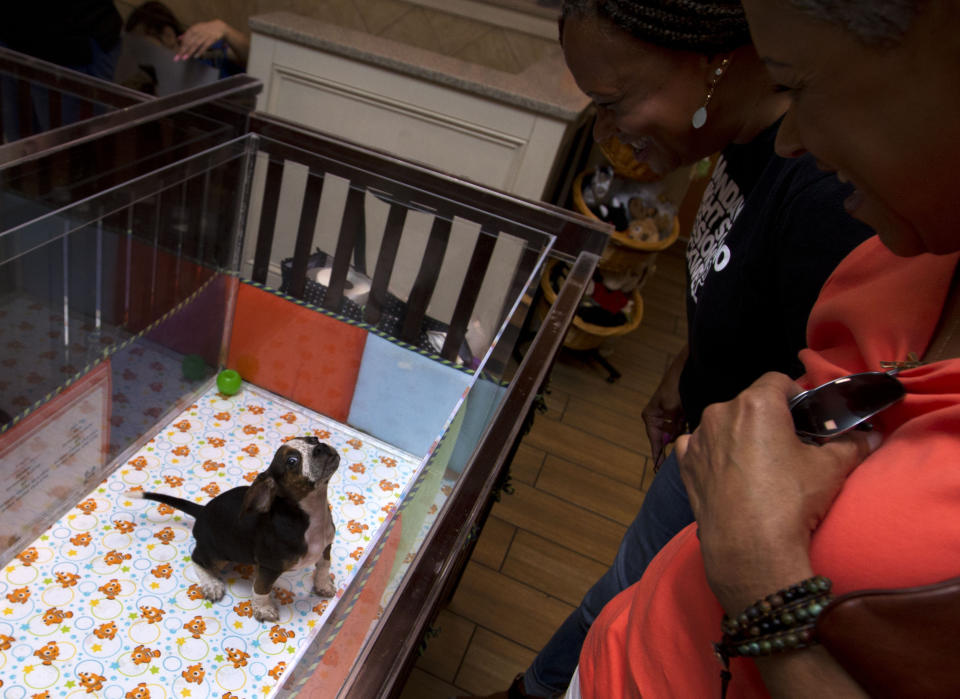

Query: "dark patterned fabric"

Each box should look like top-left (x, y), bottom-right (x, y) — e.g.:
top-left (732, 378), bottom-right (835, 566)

top-left (279, 254), bottom-right (450, 356)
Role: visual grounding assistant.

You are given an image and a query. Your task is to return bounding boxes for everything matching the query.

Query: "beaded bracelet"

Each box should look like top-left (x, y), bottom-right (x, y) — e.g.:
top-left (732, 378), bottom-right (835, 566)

top-left (713, 576), bottom-right (833, 698)
top-left (721, 575), bottom-right (832, 634)
top-left (721, 591), bottom-right (833, 640)
top-left (723, 620), bottom-right (820, 657)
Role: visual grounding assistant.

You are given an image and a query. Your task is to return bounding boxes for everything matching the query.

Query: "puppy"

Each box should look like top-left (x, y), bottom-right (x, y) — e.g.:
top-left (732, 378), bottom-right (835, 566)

top-left (128, 436), bottom-right (339, 621)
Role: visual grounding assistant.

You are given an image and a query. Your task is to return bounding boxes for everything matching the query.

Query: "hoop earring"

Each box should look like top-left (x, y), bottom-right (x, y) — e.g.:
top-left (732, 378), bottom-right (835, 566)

top-left (692, 57), bottom-right (731, 129)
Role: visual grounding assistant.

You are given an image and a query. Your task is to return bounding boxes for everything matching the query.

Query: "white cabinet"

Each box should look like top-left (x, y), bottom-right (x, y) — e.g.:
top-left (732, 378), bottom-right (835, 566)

top-left (247, 10), bottom-right (590, 201)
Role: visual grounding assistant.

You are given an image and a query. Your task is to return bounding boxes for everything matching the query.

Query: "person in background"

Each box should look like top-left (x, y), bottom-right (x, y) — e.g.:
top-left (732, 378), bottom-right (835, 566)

top-left (125, 1), bottom-right (249, 76)
top-left (0, 1), bottom-right (123, 79)
top-left (0, 2), bottom-right (123, 142)
top-left (470, 1), bottom-right (872, 697)
top-left (569, 0), bottom-right (960, 696)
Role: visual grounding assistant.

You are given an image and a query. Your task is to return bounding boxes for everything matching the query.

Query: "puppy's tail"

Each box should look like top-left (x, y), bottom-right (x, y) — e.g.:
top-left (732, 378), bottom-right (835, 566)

top-left (126, 490), bottom-right (205, 520)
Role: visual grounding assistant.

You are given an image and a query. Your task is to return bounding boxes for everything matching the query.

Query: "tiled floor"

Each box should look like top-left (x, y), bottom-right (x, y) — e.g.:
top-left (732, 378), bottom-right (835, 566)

top-left (398, 242), bottom-right (689, 697)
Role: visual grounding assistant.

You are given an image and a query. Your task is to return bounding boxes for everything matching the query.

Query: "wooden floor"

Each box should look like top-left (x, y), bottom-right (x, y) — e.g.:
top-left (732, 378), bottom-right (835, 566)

top-left (398, 242), bottom-right (689, 698)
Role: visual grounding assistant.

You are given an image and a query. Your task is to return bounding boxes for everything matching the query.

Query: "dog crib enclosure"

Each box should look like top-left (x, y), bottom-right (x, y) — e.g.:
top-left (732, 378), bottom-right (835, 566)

top-left (0, 103), bottom-right (607, 698)
top-left (0, 45), bottom-right (258, 180)
top-left (0, 45), bottom-right (146, 147)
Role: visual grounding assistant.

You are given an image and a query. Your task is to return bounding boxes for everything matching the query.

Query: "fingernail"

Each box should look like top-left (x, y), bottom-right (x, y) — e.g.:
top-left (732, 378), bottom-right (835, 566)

top-left (865, 430), bottom-right (883, 452)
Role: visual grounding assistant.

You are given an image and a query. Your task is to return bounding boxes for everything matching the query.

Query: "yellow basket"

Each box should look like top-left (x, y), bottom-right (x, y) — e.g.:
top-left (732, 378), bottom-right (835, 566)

top-left (539, 259), bottom-right (644, 351)
top-left (572, 169), bottom-right (681, 276)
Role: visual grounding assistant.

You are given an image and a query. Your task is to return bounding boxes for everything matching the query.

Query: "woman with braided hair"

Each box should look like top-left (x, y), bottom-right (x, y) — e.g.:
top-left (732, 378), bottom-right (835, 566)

top-left (464, 1), bottom-right (872, 697)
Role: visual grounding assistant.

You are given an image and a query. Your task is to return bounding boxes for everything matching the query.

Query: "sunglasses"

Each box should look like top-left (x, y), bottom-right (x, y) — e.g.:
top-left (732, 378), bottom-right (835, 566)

top-left (789, 370), bottom-right (905, 443)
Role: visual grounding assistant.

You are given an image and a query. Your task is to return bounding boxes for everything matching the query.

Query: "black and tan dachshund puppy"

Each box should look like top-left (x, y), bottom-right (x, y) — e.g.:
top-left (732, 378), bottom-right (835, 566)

top-left (130, 436), bottom-right (339, 621)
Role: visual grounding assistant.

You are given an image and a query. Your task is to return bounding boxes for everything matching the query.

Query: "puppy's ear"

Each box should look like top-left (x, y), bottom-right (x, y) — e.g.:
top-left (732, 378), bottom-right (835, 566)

top-left (241, 473), bottom-right (277, 515)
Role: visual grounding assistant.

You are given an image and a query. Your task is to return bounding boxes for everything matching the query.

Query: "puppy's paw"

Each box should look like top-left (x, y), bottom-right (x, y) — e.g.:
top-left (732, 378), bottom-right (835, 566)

top-left (201, 579), bottom-right (226, 602)
top-left (313, 577), bottom-right (336, 598)
top-left (252, 600), bottom-right (279, 622)
top-left (194, 566), bottom-right (225, 601)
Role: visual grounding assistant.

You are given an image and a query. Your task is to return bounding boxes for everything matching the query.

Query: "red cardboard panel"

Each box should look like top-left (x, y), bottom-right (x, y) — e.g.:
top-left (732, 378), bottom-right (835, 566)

top-left (226, 284), bottom-right (366, 422)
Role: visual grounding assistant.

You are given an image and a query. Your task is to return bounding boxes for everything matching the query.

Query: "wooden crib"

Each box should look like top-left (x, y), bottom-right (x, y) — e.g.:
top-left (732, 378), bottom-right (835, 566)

top-left (0, 71), bottom-right (607, 698)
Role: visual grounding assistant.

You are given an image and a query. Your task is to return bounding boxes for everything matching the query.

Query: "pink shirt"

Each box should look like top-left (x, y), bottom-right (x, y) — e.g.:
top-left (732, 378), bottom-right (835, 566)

top-left (578, 237), bottom-right (960, 697)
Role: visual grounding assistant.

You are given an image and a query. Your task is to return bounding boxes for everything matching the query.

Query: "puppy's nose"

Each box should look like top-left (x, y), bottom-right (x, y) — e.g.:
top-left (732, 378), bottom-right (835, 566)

top-left (303, 436), bottom-right (319, 446)
top-left (310, 442), bottom-right (340, 481)
top-left (313, 442), bottom-right (335, 458)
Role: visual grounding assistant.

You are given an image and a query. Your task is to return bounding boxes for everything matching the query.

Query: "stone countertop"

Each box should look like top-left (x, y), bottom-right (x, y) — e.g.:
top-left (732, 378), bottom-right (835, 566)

top-left (476, 0), bottom-right (561, 20)
top-left (249, 10), bottom-right (590, 122)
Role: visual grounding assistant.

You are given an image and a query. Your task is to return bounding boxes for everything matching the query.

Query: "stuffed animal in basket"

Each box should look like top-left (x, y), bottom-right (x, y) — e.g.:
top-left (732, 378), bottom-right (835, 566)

top-left (129, 437), bottom-right (339, 621)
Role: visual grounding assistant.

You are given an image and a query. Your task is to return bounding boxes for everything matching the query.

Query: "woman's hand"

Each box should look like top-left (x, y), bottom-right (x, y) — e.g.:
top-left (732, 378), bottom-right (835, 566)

top-left (642, 345), bottom-right (688, 467)
top-left (176, 19), bottom-right (251, 67)
top-left (674, 372), bottom-right (879, 612)
top-left (175, 20), bottom-right (226, 62)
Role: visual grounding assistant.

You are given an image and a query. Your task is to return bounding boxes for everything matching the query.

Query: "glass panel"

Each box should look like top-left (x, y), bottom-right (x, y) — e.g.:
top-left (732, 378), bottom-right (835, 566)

top-left (0, 47), bottom-right (140, 145)
top-left (0, 110), bottom-right (246, 237)
top-left (0, 137), bottom-right (251, 564)
top-left (0, 122), bottom-right (599, 697)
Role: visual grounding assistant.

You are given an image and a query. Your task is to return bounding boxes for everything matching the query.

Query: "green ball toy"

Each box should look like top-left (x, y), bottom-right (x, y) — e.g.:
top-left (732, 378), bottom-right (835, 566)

top-left (216, 369), bottom-right (242, 396)
top-left (181, 354), bottom-right (207, 381)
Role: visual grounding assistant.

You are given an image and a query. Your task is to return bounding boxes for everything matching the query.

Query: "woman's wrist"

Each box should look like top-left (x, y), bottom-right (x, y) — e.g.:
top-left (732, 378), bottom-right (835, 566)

top-left (703, 537), bottom-right (814, 613)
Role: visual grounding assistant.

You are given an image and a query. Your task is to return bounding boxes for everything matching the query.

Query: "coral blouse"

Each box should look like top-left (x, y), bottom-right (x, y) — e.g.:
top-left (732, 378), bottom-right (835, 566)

top-left (578, 237), bottom-right (960, 698)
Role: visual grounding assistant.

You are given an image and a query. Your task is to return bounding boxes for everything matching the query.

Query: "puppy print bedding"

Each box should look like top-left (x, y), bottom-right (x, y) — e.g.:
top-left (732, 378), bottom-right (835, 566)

top-left (0, 384), bottom-right (420, 697)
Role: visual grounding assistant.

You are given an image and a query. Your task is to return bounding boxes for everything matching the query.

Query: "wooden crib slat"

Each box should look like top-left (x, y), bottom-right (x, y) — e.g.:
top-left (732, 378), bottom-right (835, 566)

top-left (251, 157), bottom-right (284, 284)
top-left (287, 171), bottom-right (324, 300)
top-left (325, 185), bottom-right (365, 312)
top-left (48, 89), bottom-right (62, 129)
top-left (441, 227), bottom-right (497, 362)
top-left (37, 90), bottom-right (62, 201)
top-left (50, 142), bottom-right (70, 196)
top-left (500, 246), bottom-right (540, 324)
top-left (250, 117), bottom-right (611, 260)
top-left (76, 97), bottom-right (94, 123)
top-left (17, 79), bottom-right (31, 138)
top-left (202, 166), bottom-right (225, 268)
top-left (176, 178), bottom-right (198, 263)
top-left (365, 203), bottom-right (407, 326)
top-left (401, 215), bottom-right (452, 345)
top-left (352, 209), bottom-right (367, 276)
top-left (500, 247), bottom-right (539, 340)
top-left (246, 135), bottom-right (560, 254)
top-left (36, 144), bottom-right (52, 199)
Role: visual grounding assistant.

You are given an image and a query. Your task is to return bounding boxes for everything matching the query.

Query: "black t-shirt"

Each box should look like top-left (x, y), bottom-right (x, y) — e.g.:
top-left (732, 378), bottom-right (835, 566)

top-left (679, 120), bottom-right (874, 428)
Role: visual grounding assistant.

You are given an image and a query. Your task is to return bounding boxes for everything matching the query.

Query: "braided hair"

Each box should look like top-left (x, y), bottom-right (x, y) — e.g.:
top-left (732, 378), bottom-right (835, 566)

top-left (561, 0), bottom-right (751, 54)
